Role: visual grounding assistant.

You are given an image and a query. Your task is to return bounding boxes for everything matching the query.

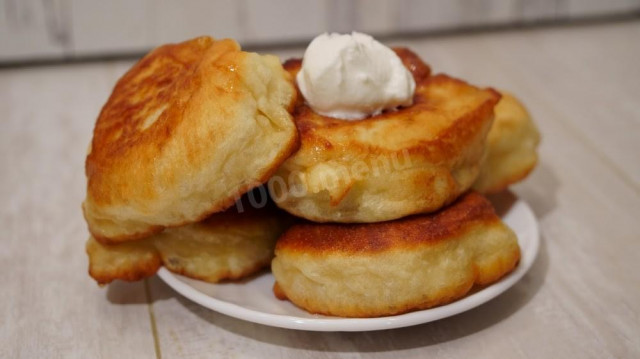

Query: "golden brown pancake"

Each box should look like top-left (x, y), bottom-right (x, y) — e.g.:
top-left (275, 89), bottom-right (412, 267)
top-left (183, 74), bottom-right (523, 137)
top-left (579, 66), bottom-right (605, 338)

top-left (473, 92), bottom-right (541, 193)
top-left (270, 49), bottom-right (500, 223)
top-left (83, 36), bottom-right (298, 243)
top-left (87, 195), bottom-right (292, 285)
top-left (271, 192), bottom-right (520, 317)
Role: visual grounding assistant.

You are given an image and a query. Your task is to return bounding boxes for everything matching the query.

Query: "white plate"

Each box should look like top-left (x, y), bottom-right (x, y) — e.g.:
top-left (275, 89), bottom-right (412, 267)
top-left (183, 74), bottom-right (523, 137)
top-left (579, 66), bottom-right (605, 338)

top-left (158, 195), bottom-right (539, 332)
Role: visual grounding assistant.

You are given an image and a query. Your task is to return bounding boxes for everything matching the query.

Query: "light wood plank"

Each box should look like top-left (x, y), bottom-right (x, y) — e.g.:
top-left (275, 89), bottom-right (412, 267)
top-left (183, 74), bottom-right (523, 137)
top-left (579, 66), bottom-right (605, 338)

top-left (0, 61), bottom-right (157, 359)
top-left (5, 1), bottom-right (640, 62)
top-left (69, 0), bottom-right (154, 56)
top-left (0, 0), bottom-right (70, 61)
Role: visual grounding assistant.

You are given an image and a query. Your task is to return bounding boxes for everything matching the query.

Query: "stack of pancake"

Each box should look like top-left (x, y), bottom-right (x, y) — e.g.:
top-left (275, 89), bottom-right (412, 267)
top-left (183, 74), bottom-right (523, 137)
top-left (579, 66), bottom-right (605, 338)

top-left (84, 36), bottom-right (540, 318)
top-left (84, 37), bottom-right (299, 284)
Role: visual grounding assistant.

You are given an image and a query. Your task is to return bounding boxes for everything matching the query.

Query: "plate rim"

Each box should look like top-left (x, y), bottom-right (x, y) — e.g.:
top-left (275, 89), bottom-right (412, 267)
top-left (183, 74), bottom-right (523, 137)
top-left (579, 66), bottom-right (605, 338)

top-left (157, 197), bottom-right (540, 332)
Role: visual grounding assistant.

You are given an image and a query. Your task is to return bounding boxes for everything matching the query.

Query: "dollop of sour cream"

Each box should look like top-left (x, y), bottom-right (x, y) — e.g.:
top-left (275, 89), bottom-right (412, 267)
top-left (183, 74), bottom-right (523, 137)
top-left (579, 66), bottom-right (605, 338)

top-left (296, 32), bottom-right (416, 120)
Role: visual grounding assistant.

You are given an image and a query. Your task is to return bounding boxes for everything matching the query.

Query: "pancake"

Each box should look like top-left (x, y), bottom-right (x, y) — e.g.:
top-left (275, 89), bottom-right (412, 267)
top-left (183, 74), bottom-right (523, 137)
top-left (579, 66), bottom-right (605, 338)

top-left (83, 36), bottom-right (298, 243)
top-left (271, 192), bottom-right (520, 317)
top-left (270, 48), bottom-right (500, 223)
top-left (473, 92), bottom-right (541, 193)
top-left (87, 195), bottom-right (292, 285)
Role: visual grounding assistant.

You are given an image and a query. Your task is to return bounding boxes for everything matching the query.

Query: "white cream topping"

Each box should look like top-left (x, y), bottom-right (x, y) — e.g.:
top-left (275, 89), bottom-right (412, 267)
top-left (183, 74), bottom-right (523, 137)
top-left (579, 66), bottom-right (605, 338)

top-left (297, 32), bottom-right (416, 120)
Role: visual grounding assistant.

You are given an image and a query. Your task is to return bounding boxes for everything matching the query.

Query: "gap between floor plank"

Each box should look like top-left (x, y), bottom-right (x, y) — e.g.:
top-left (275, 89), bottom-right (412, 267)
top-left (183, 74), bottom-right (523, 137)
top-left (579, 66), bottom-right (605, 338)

top-left (144, 278), bottom-right (162, 359)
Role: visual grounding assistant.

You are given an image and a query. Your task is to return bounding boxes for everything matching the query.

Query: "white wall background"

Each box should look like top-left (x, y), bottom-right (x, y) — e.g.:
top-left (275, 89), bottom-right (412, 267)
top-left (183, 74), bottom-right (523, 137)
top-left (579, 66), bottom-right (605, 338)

top-left (1, 0), bottom-right (639, 63)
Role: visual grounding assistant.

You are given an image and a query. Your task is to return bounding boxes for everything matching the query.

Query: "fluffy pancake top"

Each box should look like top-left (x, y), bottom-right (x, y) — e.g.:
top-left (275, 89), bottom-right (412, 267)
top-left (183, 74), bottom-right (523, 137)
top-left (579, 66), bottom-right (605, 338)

top-left (276, 191), bottom-right (500, 254)
top-left (269, 48), bottom-right (501, 223)
top-left (84, 36), bottom-right (298, 242)
top-left (282, 48), bottom-right (500, 164)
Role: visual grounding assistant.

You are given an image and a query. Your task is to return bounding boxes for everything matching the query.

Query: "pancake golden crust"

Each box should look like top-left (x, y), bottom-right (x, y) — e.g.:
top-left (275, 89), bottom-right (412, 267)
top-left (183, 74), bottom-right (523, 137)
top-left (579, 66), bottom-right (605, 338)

top-left (86, 238), bottom-right (160, 285)
top-left (473, 92), bottom-right (541, 193)
top-left (271, 192), bottom-right (520, 317)
top-left (87, 199), bottom-right (292, 285)
top-left (271, 49), bottom-right (500, 223)
top-left (84, 36), bottom-right (298, 243)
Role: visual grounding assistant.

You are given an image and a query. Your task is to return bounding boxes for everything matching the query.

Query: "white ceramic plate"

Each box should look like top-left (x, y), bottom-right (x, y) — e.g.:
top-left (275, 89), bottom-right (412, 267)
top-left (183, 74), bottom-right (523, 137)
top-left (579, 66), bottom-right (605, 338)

top-left (158, 195), bottom-right (539, 332)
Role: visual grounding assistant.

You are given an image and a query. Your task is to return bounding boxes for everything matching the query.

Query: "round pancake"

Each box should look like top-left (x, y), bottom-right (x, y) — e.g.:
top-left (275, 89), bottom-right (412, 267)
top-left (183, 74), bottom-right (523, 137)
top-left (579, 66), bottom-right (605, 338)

top-left (271, 192), bottom-right (520, 317)
top-left (270, 48), bottom-right (500, 223)
top-left (473, 92), bottom-right (541, 193)
top-left (83, 36), bottom-right (298, 243)
top-left (87, 193), bottom-right (292, 285)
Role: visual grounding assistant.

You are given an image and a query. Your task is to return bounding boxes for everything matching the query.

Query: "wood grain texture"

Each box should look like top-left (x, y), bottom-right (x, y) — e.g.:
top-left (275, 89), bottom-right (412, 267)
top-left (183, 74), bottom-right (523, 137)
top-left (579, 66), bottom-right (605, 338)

top-left (2, 0), bottom-right (639, 62)
top-left (0, 61), bottom-right (157, 359)
top-left (0, 20), bottom-right (639, 358)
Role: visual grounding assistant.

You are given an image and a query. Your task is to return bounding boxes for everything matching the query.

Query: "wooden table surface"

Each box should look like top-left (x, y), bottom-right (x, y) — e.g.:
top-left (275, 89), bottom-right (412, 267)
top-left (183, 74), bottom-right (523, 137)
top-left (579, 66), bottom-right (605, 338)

top-left (1, 20), bottom-right (639, 359)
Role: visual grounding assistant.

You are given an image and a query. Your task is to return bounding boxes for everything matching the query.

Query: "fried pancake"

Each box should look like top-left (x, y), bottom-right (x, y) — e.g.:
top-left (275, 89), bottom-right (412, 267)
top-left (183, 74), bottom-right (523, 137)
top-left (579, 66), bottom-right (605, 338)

top-left (270, 49), bottom-right (500, 223)
top-left (473, 92), bottom-right (541, 193)
top-left (87, 196), bottom-right (292, 285)
top-left (271, 192), bottom-right (520, 317)
top-left (83, 36), bottom-right (298, 243)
